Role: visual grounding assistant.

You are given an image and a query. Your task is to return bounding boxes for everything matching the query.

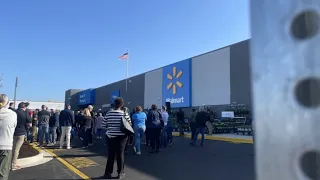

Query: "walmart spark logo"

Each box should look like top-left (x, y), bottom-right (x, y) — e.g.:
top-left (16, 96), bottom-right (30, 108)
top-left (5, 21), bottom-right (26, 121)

top-left (167, 67), bottom-right (183, 95)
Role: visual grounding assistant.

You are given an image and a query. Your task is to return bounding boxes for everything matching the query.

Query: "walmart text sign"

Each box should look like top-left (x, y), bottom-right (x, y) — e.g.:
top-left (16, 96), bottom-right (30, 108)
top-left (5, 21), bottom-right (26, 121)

top-left (162, 59), bottom-right (191, 108)
top-left (78, 89), bottom-right (95, 105)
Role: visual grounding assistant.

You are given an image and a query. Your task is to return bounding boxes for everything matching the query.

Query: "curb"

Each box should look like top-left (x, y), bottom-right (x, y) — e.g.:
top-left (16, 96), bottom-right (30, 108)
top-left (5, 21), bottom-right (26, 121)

top-left (16, 143), bottom-right (44, 167)
top-left (172, 132), bottom-right (253, 144)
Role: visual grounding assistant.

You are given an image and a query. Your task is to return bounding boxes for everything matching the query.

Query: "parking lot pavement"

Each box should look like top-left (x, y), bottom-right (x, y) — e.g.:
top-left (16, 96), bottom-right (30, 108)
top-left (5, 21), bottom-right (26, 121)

top-left (8, 158), bottom-right (82, 180)
top-left (44, 136), bottom-right (254, 180)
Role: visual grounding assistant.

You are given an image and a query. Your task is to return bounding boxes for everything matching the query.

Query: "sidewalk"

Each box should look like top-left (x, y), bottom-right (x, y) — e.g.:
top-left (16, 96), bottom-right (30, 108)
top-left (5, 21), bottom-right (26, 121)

top-left (172, 132), bottom-right (253, 144)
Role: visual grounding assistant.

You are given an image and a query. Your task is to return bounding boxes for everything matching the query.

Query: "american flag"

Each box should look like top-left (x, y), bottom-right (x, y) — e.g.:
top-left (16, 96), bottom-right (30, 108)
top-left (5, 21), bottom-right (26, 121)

top-left (119, 52), bottom-right (129, 60)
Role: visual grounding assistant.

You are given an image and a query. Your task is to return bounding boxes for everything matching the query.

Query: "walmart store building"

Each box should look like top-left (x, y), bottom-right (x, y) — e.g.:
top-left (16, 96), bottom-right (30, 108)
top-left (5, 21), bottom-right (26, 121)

top-left (65, 40), bottom-right (251, 113)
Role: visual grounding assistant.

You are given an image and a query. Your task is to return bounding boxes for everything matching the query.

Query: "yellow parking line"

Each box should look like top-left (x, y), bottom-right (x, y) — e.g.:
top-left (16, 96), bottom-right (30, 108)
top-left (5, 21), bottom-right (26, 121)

top-left (33, 143), bottom-right (90, 180)
top-left (64, 157), bottom-right (99, 169)
top-left (172, 132), bottom-right (253, 144)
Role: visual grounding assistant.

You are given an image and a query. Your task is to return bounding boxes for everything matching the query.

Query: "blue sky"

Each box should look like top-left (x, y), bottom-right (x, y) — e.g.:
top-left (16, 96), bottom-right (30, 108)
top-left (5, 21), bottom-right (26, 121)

top-left (0, 0), bottom-right (249, 102)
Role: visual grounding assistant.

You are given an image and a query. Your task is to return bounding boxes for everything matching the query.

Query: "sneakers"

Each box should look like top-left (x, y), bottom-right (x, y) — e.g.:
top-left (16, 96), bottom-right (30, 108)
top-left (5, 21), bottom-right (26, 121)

top-left (67, 146), bottom-right (72, 150)
top-left (102, 173), bottom-right (112, 179)
top-left (11, 164), bottom-right (22, 171)
top-left (118, 173), bottom-right (126, 179)
top-left (102, 173), bottom-right (126, 179)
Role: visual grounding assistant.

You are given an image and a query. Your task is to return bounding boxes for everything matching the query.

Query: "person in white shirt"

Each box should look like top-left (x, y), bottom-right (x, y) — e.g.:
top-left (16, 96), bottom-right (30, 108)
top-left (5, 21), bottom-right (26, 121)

top-left (161, 106), bottom-right (169, 148)
top-left (161, 106), bottom-right (169, 126)
top-left (0, 94), bottom-right (17, 180)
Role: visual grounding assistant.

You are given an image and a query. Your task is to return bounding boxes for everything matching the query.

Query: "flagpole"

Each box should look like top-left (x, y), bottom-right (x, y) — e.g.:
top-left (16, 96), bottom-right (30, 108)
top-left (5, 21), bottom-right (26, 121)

top-left (13, 77), bottom-right (18, 108)
top-left (126, 57), bottom-right (128, 91)
top-left (126, 50), bottom-right (129, 91)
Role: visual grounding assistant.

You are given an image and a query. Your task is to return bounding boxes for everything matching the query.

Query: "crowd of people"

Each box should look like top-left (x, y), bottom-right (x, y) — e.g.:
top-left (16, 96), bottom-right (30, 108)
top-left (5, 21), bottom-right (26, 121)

top-left (0, 92), bottom-right (212, 180)
top-left (0, 94), bottom-right (78, 180)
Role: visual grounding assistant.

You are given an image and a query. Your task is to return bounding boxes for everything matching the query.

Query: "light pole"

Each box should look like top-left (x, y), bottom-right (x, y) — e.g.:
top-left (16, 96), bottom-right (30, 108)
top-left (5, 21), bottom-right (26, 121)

top-left (0, 73), bottom-right (3, 89)
top-left (13, 77), bottom-right (18, 108)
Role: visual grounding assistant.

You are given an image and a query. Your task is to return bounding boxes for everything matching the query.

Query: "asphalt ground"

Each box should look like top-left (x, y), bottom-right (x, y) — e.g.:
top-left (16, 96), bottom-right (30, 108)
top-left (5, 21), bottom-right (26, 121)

top-left (9, 136), bottom-right (254, 180)
top-left (8, 158), bottom-right (82, 180)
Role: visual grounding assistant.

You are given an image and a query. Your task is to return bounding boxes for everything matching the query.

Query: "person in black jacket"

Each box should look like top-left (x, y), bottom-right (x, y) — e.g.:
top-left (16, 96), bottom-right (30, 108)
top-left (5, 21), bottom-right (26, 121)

top-left (59, 105), bottom-right (74, 149)
top-left (176, 108), bottom-right (185, 136)
top-left (30, 109), bottom-right (39, 143)
top-left (48, 110), bottom-right (60, 145)
top-left (81, 108), bottom-right (93, 148)
top-left (8, 102), bottom-right (15, 111)
top-left (190, 106), bottom-right (210, 146)
top-left (75, 110), bottom-right (85, 140)
top-left (38, 105), bottom-right (51, 147)
top-left (146, 104), bottom-right (163, 153)
top-left (11, 102), bottom-right (32, 170)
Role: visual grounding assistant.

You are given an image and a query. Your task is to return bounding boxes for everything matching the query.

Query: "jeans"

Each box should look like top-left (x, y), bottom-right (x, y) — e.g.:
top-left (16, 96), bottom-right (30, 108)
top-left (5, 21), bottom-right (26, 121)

top-left (56, 127), bottom-right (61, 141)
top-left (89, 128), bottom-right (93, 144)
top-left (150, 128), bottom-right (161, 151)
top-left (38, 125), bottom-right (49, 145)
top-left (49, 127), bottom-right (57, 144)
top-left (179, 123), bottom-right (184, 135)
top-left (60, 126), bottom-right (72, 148)
top-left (96, 128), bottom-right (103, 137)
top-left (26, 127), bottom-right (31, 141)
top-left (166, 126), bottom-right (173, 144)
top-left (161, 128), bottom-right (168, 148)
top-left (105, 135), bottom-right (128, 175)
top-left (125, 135), bottom-right (133, 152)
top-left (192, 127), bottom-right (205, 145)
top-left (190, 123), bottom-right (196, 140)
top-left (145, 128), bottom-right (150, 145)
top-left (134, 126), bottom-right (146, 153)
top-left (82, 128), bottom-right (91, 147)
top-left (30, 126), bottom-right (37, 142)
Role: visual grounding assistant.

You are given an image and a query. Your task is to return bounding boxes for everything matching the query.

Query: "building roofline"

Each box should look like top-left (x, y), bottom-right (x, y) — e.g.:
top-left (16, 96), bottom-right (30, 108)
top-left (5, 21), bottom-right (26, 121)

top-left (75, 39), bottom-right (250, 90)
top-left (9, 100), bottom-right (64, 103)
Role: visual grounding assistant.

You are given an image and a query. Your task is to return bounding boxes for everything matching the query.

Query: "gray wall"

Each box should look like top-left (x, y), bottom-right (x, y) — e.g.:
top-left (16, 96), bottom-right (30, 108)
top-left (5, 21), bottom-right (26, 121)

top-left (94, 85), bottom-right (109, 110)
top-left (94, 73), bottom-right (145, 111)
top-left (230, 40), bottom-right (252, 108)
top-left (144, 68), bottom-right (163, 109)
top-left (192, 47), bottom-right (231, 106)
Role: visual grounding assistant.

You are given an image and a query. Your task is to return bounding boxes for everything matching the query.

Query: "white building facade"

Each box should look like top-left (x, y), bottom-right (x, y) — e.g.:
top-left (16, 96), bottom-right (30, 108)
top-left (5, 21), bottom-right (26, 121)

top-left (9, 101), bottom-right (65, 110)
